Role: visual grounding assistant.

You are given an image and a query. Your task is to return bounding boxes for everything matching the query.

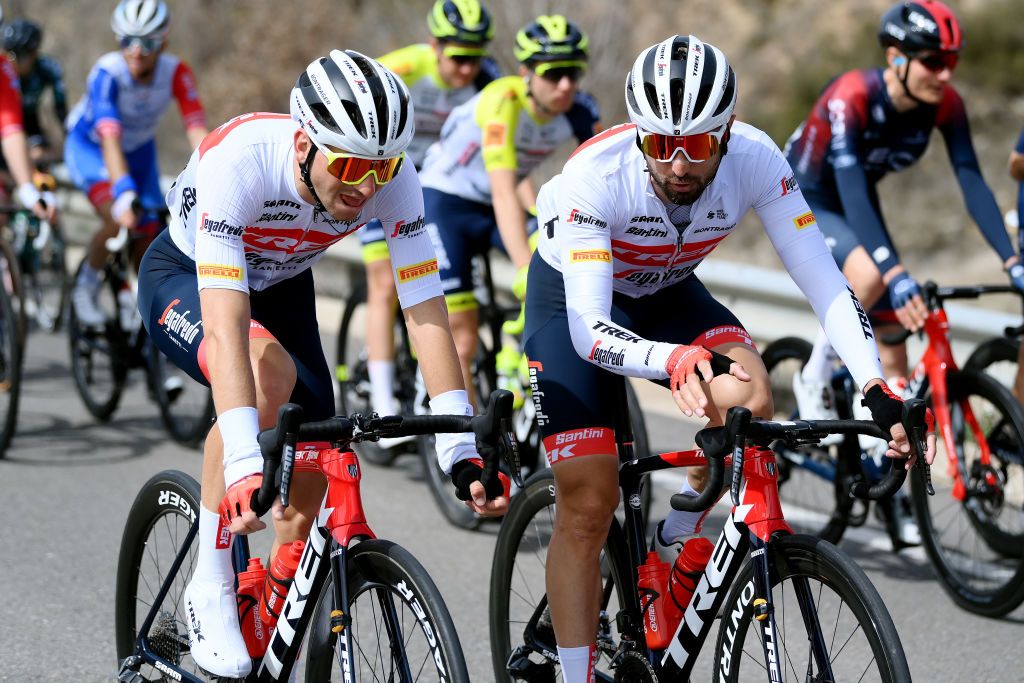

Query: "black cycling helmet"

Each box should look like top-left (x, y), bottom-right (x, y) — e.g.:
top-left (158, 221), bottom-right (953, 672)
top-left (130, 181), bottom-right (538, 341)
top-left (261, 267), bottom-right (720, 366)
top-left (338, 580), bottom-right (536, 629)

top-left (878, 1), bottom-right (963, 54)
top-left (3, 19), bottom-right (42, 57)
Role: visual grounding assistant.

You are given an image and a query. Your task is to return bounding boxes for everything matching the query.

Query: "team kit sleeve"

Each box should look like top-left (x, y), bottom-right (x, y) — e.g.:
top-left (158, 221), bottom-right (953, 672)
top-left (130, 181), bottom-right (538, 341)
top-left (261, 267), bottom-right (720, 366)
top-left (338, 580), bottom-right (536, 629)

top-left (378, 165), bottom-right (444, 308)
top-left (751, 140), bottom-right (884, 388)
top-left (476, 83), bottom-right (520, 173)
top-left (86, 66), bottom-right (122, 139)
top-left (42, 56), bottom-right (69, 125)
top-left (937, 90), bottom-right (1014, 263)
top-left (827, 79), bottom-right (901, 275)
top-left (554, 171), bottom-right (679, 380)
top-left (172, 61), bottom-right (208, 132)
top-left (0, 57), bottom-right (23, 136)
top-left (191, 147), bottom-right (264, 293)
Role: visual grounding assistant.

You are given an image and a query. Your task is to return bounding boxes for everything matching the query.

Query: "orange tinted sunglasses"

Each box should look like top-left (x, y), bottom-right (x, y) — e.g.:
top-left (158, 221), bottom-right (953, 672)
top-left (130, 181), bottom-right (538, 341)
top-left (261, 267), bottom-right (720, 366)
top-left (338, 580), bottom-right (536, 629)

top-left (637, 127), bottom-right (727, 163)
top-left (315, 141), bottom-right (405, 185)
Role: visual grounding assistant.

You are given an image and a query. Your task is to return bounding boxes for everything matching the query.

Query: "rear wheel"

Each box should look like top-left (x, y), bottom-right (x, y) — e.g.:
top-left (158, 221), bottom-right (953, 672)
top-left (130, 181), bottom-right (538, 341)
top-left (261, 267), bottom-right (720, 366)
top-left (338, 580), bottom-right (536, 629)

top-left (911, 368), bottom-right (1024, 616)
top-left (68, 258), bottom-right (127, 421)
top-left (305, 539), bottom-right (470, 682)
top-left (114, 470), bottom-right (205, 679)
top-left (0, 277), bottom-right (22, 456)
top-left (964, 336), bottom-right (1019, 394)
top-left (714, 533), bottom-right (910, 682)
top-left (14, 214), bottom-right (69, 332)
top-left (149, 339), bottom-right (214, 447)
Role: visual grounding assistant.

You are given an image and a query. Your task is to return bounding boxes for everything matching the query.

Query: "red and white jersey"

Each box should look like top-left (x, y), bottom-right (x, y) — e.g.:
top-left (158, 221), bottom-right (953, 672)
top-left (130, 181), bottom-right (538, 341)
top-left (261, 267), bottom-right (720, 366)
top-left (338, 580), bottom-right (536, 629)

top-left (0, 55), bottom-right (23, 137)
top-left (535, 121), bottom-right (883, 388)
top-left (166, 113), bottom-right (441, 307)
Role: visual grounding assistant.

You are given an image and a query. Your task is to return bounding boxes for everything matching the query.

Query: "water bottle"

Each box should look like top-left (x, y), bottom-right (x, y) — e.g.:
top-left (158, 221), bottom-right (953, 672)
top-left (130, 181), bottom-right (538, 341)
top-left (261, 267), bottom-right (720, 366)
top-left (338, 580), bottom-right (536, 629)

top-left (637, 551), bottom-right (674, 650)
top-left (236, 558), bottom-right (269, 657)
top-left (117, 285), bottom-right (137, 331)
top-left (257, 540), bottom-right (306, 639)
top-left (495, 342), bottom-right (525, 409)
top-left (667, 538), bottom-right (714, 615)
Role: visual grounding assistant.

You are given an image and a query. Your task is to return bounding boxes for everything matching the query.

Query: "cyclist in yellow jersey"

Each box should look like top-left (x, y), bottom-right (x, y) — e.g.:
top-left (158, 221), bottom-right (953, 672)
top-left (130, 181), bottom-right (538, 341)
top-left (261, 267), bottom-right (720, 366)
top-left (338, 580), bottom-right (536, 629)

top-left (417, 14), bottom-right (601, 404)
top-left (356, 0), bottom-right (499, 435)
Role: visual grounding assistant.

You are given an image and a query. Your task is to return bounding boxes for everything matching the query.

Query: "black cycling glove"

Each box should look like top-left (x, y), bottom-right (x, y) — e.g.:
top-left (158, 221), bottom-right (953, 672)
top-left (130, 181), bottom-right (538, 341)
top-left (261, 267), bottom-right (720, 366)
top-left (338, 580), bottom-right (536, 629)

top-left (451, 457), bottom-right (506, 502)
top-left (861, 383), bottom-right (904, 435)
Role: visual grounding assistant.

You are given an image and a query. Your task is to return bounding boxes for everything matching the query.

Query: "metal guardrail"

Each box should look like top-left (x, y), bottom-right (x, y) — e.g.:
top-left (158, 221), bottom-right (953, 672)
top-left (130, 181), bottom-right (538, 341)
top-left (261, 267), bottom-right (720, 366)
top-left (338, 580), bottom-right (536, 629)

top-left (50, 164), bottom-right (1018, 350)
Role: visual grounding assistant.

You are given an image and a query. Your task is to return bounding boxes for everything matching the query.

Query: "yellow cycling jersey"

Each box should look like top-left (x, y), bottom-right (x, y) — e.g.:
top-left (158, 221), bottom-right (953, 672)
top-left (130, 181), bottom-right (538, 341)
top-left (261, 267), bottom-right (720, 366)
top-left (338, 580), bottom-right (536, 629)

top-left (419, 75), bottom-right (600, 204)
top-left (377, 43), bottom-right (499, 168)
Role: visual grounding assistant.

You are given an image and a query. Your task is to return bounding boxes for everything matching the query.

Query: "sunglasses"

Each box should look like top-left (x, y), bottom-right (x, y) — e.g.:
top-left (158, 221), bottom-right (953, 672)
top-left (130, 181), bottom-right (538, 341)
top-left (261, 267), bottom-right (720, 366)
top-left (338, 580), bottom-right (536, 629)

top-left (119, 35), bottom-right (163, 56)
top-left (313, 140), bottom-right (405, 185)
top-left (442, 45), bottom-right (488, 66)
top-left (913, 51), bottom-right (958, 73)
top-left (636, 126), bottom-right (727, 164)
top-left (534, 60), bottom-right (586, 83)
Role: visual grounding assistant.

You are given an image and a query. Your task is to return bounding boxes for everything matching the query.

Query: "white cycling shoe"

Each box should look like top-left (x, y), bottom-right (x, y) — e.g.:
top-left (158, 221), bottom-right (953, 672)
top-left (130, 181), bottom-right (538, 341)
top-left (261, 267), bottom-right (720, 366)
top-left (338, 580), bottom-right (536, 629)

top-left (72, 280), bottom-right (106, 328)
top-left (792, 373), bottom-right (842, 445)
top-left (183, 575), bottom-right (252, 678)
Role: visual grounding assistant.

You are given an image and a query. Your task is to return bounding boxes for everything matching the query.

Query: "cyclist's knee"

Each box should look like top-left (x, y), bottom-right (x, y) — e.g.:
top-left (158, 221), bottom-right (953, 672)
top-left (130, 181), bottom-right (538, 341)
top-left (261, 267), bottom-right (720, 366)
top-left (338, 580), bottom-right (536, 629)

top-left (555, 488), bottom-right (618, 545)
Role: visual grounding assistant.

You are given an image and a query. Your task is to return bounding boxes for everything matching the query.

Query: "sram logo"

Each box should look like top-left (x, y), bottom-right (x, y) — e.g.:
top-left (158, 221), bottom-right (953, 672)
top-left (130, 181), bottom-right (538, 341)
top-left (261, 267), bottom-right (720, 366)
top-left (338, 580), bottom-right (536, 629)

top-left (154, 660), bottom-right (182, 681)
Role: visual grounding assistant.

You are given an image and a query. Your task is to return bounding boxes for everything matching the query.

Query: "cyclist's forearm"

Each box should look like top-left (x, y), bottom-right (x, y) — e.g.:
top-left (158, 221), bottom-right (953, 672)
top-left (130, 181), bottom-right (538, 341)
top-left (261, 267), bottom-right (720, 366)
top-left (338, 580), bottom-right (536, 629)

top-left (1009, 151), bottom-right (1024, 182)
top-left (199, 288), bottom-right (257, 414)
top-left (100, 133), bottom-right (131, 186)
top-left (1, 130), bottom-right (35, 189)
top-left (515, 175), bottom-right (537, 214)
top-left (491, 170), bottom-right (532, 269)
top-left (186, 125), bottom-right (209, 151)
top-left (403, 296), bottom-right (466, 397)
top-left (955, 164), bottom-right (1015, 263)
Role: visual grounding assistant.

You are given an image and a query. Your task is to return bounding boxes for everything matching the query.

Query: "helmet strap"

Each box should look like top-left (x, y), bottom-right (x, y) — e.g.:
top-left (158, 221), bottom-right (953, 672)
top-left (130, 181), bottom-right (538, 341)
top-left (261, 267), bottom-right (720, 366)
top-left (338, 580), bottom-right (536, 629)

top-left (299, 145), bottom-right (330, 217)
top-left (896, 59), bottom-right (929, 107)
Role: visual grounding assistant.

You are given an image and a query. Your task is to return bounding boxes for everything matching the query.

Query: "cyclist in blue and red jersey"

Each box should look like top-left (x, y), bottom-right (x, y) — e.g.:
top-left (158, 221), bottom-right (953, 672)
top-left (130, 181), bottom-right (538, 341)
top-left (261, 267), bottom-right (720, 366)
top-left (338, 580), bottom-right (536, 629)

top-left (786, 0), bottom-right (1024, 422)
top-left (3, 19), bottom-right (66, 167)
top-left (65, 0), bottom-right (208, 328)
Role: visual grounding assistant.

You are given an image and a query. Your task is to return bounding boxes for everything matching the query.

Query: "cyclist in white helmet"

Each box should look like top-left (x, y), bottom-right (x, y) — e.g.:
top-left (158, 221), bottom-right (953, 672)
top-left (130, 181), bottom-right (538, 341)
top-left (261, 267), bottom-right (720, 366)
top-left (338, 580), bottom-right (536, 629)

top-left (137, 50), bottom-right (508, 678)
top-left (522, 35), bottom-right (935, 682)
top-left (66, 0), bottom-right (208, 328)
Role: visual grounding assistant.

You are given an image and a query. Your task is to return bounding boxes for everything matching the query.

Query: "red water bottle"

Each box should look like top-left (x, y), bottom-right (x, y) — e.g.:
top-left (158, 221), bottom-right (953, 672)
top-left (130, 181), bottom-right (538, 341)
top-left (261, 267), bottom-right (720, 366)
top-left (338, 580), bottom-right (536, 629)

top-left (236, 558), bottom-right (268, 657)
top-left (258, 540), bottom-right (306, 638)
top-left (668, 537), bottom-right (714, 616)
top-left (637, 551), bottom-right (674, 649)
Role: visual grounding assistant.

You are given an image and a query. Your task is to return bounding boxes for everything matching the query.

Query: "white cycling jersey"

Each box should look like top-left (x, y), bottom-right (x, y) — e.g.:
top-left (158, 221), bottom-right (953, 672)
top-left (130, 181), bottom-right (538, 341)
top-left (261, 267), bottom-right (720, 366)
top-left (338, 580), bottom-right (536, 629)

top-left (166, 113), bottom-right (441, 307)
top-left (536, 121), bottom-right (883, 388)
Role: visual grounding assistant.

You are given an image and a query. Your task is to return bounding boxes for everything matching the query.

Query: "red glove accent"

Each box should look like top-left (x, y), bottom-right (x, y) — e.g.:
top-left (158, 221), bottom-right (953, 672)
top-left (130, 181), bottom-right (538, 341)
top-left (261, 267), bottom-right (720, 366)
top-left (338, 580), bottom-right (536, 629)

top-left (467, 457), bottom-right (511, 501)
top-left (219, 474), bottom-right (263, 527)
top-left (665, 344), bottom-right (713, 392)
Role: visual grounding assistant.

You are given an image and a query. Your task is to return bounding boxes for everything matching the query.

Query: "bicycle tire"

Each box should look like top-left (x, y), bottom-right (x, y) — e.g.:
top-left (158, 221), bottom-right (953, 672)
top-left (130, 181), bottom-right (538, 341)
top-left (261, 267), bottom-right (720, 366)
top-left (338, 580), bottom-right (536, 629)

top-left (148, 339), bottom-right (214, 447)
top-left (489, 469), bottom-right (631, 683)
top-left (305, 538), bottom-right (470, 682)
top-left (714, 533), bottom-right (910, 683)
top-left (114, 469), bottom-right (207, 679)
top-left (16, 215), bottom-right (70, 333)
top-left (0, 236), bottom-right (28, 350)
top-left (625, 380), bottom-right (654, 522)
top-left (964, 335), bottom-right (1020, 394)
top-left (0, 274), bottom-right (22, 456)
top-left (68, 258), bottom-right (127, 421)
top-left (761, 336), bottom-right (853, 543)
top-left (911, 368), bottom-right (1024, 616)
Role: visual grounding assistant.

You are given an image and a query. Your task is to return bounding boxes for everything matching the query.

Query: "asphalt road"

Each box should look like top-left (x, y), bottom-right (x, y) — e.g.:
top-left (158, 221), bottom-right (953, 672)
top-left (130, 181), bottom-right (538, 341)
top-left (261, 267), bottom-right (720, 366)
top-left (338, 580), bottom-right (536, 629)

top-left (1, 293), bottom-right (1023, 682)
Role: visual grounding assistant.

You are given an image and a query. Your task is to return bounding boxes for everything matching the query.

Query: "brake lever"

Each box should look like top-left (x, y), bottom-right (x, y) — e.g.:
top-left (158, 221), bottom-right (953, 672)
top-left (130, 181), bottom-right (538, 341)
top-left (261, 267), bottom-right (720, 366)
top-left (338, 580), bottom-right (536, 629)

top-left (280, 429), bottom-right (297, 508)
top-left (904, 399), bottom-right (934, 496)
top-left (729, 410), bottom-right (751, 506)
top-left (500, 416), bottom-right (523, 488)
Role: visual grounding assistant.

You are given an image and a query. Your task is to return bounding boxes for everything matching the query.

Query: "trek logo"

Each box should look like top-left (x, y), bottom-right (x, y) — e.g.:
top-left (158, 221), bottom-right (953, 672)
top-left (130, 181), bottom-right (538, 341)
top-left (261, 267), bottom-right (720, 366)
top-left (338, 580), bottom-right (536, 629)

top-left (588, 340), bottom-right (625, 367)
top-left (390, 215), bottom-right (426, 238)
top-left (792, 212), bottom-right (816, 230)
top-left (591, 321), bottom-right (643, 343)
top-left (215, 519), bottom-right (231, 549)
top-left (626, 225), bottom-right (668, 238)
top-left (157, 299), bottom-right (203, 346)
top-left (567, 209), bottom-right (608, 228)
top-left (178, 186), bottom-right (197, 224)
top-left (200, 213), bottom-right (243, 237)
top-left (848, 286), bottom-right (874, 340)
top-left (780, 175), bottom-right (798, 196)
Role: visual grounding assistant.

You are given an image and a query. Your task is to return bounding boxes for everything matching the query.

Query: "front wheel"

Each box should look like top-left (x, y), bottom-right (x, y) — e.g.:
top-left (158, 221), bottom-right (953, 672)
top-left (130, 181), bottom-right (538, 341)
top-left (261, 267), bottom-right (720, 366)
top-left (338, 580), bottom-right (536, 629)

top-left (114, 470), bottom-right (206, 679)
top-left (911, 368), bottom-right (1024, 616)
top-left (714, 533), bottom-right (910, 682)
top-left (305, 539), bottom-right (470, 682)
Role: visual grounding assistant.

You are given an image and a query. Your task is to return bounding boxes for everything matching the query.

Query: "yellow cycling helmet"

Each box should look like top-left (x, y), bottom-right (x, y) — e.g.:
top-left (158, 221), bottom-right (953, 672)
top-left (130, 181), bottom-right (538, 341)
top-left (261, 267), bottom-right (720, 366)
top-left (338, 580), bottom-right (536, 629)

top-left (427, 0), bottom-right (494, 45)
top-left (514, 14), bottom-right (588, 65)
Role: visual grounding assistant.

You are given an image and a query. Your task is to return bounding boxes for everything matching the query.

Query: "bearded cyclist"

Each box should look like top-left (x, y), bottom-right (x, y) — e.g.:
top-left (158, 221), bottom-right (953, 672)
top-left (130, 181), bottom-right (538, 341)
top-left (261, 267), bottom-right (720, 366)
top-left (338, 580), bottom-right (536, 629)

top-left (786, 0), bottom-right (1021, 417)
top-left (137, 50), bottom-right (508, 678)
top-left (356, 0), bottom-right (500, 440)
top-left (523, 35), bottom-right (936, 683)
top-left (66, 0), bottom-right (208, 328)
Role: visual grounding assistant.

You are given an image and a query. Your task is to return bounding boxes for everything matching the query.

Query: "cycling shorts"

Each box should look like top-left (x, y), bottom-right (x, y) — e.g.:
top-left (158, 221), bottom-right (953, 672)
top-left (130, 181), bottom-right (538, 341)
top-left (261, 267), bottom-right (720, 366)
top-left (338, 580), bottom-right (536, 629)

top-left (137, 230), bottom-right (335, 421)
top-left (807, 197), bottom-right (896, 322)
top-left (63, 133), bottom-right (164, 211)
top-left (523, 254), bottom-right (753, 464)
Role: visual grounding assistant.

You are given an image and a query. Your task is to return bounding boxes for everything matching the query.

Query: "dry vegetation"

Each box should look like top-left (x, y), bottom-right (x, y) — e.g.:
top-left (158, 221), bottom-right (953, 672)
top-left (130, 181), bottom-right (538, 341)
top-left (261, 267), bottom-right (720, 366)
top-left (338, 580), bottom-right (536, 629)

top-left (18, 0), bottom-right (1024, 302)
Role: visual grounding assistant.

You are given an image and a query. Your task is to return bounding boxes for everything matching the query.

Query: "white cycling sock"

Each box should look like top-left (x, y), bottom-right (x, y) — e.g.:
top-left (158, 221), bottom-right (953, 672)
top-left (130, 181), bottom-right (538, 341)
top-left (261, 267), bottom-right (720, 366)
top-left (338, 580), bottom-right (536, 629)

top-left (368, 360), bottom-right (397, 416)
top-left (558, 644), bottom-right (596, 683)
top-left (802, 329), bottom-right (837, 384)
top-left (76, 262), bottom-right (99, 288)
top-left (194, 505), bottom-right (234, 583)
top-left (660, 478), bottom-right (705, 543)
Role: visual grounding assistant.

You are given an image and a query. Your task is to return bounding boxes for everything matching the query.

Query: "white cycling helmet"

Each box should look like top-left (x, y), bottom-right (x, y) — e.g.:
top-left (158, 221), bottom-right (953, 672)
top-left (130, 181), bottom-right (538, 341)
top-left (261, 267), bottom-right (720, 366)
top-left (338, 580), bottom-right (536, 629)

top-left (290, 49), bottom-right (414, 159)
top-left (111, 0), bottom-right (169, 38)
top-left (625, 35), bottom-right (737, 136)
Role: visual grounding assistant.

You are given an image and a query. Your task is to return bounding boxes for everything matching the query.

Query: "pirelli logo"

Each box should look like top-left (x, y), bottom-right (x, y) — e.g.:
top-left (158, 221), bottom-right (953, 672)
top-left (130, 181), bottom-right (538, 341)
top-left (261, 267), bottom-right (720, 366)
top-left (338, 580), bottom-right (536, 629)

top-left (397, 259), bottom-right (439, 282)
top-left (793, 212), bottom-right (817, 230)
top-left (198, 264), bottom-right (243, 280)
top-left (570, 249), bottom-right (611, 263)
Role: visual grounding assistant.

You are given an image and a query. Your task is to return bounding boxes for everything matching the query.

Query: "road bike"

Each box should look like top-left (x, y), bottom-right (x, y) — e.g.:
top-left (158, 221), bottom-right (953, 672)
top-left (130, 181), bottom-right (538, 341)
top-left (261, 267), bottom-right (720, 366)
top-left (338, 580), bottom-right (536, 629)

top-left (490, 376), bottom-right (925, 681)
top-left (68, 220), bottom-right (213, 446)
top-left (115, 390), bottom-right (515, 682)
top-left (0, 211), bottom-right (22, 457)
top-left (762, 281), bottom-right (1024, 616)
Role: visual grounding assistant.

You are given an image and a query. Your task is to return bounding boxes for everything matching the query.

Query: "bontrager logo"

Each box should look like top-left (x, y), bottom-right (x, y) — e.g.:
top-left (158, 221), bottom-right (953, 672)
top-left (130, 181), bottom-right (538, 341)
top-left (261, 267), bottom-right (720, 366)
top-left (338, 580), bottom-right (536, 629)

top-left (567, 209), bottom-right (608, 228)
top-left (396, 580), bottom-right (448, 676)
top-left (158, 489), bottom-right (196, 523)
